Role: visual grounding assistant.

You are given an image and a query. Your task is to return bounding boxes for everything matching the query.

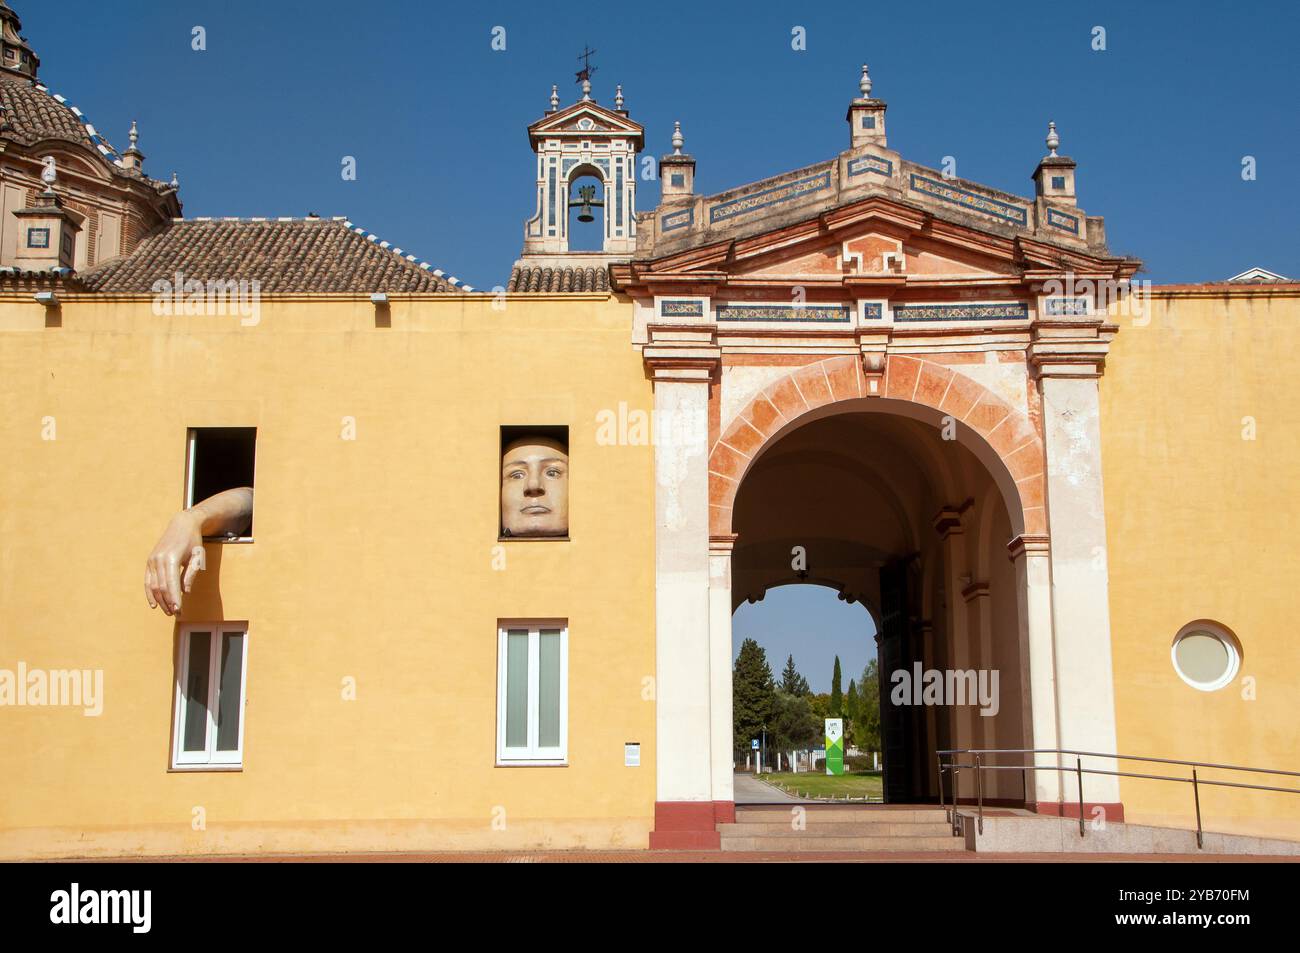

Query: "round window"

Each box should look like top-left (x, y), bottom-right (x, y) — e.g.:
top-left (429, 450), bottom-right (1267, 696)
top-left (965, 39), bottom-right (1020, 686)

top-left (1171, 623), bottom-right (1240, 692)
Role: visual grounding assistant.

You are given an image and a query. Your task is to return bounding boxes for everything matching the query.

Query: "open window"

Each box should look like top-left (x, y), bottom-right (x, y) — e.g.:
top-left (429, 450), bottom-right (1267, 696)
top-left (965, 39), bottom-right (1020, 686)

top-left (185, 427), bottom-right (256, 539)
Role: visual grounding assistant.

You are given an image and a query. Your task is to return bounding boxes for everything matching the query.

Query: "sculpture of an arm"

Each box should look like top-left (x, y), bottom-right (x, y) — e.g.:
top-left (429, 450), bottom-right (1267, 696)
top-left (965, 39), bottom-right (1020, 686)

top-left (144, 487), bottom-right (253, 615)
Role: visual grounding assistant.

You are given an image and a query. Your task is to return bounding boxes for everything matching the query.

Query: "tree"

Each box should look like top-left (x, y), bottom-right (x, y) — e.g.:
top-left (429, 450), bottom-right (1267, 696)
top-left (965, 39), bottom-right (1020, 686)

top-left (856, 658), bottom-right (882, 753)
top-left (845, 678), bottom-right (861, 743)
top-left (771, 689), bottom-right (822, 752)
top-left (830, 655), bottom-right (843, 717)
top-left (733, 638), bottom-right (776, 753)
top-left (808, 692), bottom-right (831, 722)
top-left (780, 654), bottom-right (810, 696)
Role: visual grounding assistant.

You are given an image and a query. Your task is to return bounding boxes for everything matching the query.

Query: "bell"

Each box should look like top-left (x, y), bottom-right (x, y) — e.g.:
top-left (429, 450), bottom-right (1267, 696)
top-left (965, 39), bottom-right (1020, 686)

top-left (569, 183), bottom-right (603, 224)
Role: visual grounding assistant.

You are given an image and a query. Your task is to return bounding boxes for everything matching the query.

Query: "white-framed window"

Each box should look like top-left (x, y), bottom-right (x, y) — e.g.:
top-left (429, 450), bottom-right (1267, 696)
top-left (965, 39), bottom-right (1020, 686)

top-left (496, 621), bottom-right (568, 765)
top-left (173, 623), bottom-right (249, 769)
top-left (1171, 620), bottom-right (1241, 692)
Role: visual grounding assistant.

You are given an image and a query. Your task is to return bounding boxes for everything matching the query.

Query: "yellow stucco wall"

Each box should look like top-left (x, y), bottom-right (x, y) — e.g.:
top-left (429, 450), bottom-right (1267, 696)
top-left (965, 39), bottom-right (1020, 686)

top-left (1101, 288), bottom-right (1300, 839)
top-left (0, 292), bottom-right (657, 858)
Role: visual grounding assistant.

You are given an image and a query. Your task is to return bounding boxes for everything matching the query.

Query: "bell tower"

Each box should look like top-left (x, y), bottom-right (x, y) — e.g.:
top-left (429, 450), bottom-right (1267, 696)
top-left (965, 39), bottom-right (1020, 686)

top-left (521, 52), bottom-right (644, 262)
top-left (0, 1), bottom-right (38, 80)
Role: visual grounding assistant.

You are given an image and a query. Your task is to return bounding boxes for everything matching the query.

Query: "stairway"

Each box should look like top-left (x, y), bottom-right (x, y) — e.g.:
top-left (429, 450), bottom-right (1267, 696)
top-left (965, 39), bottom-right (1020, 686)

top-left (720, 804), bottom-right (967, 852)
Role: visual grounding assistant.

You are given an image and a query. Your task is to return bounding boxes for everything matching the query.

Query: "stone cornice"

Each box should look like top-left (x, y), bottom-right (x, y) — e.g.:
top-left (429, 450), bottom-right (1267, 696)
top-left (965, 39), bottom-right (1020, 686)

top-left (1027, 313), bottom-right (1115, 379)
top-left (1007, 534), bottom-right (1050, 560)
top-left (709, 533), bottom-right (739, 554)
top-left (933, 507), bottom-right (965, 539)
top-left (642, 321), bottom-right (720, 382)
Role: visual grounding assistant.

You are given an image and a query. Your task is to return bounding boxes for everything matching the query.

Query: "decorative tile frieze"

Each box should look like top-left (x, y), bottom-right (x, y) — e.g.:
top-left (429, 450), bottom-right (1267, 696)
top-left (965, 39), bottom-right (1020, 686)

top-left (659, 299), bottom-right (705, 318)
top-left (708, 172), bottom-right (831, 225)
top-left (716, 304), bottom-right (851, 323)
top-left (861, 302), bottom-right (884, 320)
top-left (1044, 297), bottom-right (1090, 316)
top-left (909, 173), bottom-right (1028, 227)
top-left (893, 303), bottom-right (1029, 322)
top-left (847, 155), bottom-right (893, 179)
top-left (1046, 207), bottom-right (1080, 235)
top-left (661, 208), bottom-right (694, 232)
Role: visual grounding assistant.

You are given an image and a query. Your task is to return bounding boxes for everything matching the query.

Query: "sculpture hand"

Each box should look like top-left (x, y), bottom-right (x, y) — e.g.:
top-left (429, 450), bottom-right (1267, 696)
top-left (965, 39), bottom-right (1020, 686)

top-left (143, 487), bottom-right (252, 614)
top-left (144, 511), bottom-right (204, 615)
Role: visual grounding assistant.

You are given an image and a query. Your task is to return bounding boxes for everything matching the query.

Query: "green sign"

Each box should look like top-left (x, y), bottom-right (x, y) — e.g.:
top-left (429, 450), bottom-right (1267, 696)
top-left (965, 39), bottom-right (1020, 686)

top-left (825, 718), bottom-right (844, 776)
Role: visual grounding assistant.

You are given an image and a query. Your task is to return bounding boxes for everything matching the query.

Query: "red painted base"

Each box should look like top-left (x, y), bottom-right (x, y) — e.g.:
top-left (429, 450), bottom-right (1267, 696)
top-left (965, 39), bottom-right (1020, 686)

top-left (713, 800), bottom-right (735, 824)
top-left (1029, 801), bottom-right (1125, 823)
top-left (648, 801), bottom-right (721, 850)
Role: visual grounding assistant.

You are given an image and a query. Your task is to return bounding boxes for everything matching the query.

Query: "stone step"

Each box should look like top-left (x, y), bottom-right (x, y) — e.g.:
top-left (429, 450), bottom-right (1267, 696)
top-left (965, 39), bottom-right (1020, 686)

top-left (721, 834), bottom-right (967, 852)
top-left (720, 821), bottom-right (955, 837)
top-left (733, 808), bottom-right (948, 825)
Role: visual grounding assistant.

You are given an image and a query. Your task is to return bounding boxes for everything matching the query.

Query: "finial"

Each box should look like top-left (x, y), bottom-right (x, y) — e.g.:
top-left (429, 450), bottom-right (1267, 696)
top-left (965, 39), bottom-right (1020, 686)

top-left (615, 84), bottom-right (624, 110)
top-left (170, 170), bottom-right (179, 189)
top-left (575, 44), bottom-right (597, 102)
top-left (549, 84), bottom-right (559, 111)
top-left (1046, 121), bottom-right (1060, 157)
top-left (671, 121), bottom-right (684, 156)
top-left (41, 156), bottom-right (57, 188)
top-left (859, 63), bottom-right (871, 98)
top-left (128, 120), bottom-right (139, 151)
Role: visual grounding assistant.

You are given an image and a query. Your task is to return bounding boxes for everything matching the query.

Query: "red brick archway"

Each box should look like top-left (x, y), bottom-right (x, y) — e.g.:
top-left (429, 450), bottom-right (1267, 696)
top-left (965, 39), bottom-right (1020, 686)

top-left (708, 355), bottom-right (1047, 538)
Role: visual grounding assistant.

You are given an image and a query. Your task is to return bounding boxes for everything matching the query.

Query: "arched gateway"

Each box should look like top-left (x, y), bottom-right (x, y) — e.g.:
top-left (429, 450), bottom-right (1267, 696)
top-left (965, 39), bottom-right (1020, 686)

top-left (612, 69), bottom-right (1141, 848)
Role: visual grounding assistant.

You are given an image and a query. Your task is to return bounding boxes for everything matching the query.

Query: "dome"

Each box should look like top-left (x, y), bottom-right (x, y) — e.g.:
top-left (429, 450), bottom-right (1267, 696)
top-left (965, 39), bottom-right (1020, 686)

top-left (0, 73), bottom-right (108, 153)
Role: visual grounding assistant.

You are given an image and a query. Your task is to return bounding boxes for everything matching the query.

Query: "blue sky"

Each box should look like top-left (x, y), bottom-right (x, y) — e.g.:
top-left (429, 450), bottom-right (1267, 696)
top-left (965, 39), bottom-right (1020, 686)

top-left (733, 585), bottom-right (875, 695)
top-left (23, 0), bottom-right (1300, 289)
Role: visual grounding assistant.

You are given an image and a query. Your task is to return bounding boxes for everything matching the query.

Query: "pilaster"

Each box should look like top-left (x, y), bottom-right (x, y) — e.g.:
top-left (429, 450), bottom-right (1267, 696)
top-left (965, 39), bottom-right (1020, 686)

top-left (646, 339), bottom-right (721, 848)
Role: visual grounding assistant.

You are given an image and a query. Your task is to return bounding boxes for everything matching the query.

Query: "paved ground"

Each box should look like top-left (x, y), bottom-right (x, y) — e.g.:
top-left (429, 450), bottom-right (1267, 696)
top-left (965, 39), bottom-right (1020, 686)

top-left (733, 772), bottom-right (816, 803)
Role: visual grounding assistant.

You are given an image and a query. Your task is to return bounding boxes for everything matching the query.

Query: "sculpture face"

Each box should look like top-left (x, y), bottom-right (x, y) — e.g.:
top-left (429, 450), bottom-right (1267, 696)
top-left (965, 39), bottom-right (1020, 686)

top-left (500, 436), bottom-right (569, 537)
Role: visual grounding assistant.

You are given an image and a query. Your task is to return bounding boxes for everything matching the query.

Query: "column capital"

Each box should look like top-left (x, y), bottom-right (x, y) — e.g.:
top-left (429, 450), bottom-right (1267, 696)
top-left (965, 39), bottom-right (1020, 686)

top-left (1007, 533), bottom-right (1051, 560)
top-left (643, 321), bottom-right (721, 383)
top-left (933, 505), bottom-right (965, 539)
top-left (961, 580), bottom-right (991, 603)
top-left (709, 533), bottom-right (739, 554)
top-left (1028, 314), bottom-right (1116, 380)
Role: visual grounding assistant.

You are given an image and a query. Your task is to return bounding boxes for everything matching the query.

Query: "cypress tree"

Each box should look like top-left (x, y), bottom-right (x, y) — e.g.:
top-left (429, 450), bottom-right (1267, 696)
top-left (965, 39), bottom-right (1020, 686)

top-left (780, 654), bottom-right (801, 694)
top-left (830, 655), bottom-right (843, 717)
top-left (733, 638), bottom-right (776, 752)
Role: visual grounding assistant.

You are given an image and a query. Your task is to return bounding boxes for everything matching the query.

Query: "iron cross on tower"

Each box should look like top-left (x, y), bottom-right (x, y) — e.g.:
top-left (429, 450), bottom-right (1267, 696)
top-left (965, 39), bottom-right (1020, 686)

top-left (575, 45), bottom-right (597, 97)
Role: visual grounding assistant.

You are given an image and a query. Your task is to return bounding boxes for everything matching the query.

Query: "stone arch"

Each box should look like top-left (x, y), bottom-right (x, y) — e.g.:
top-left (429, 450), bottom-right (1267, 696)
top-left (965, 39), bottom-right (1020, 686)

top-left (709, 354), bottom-right (1047, 539)
top-left (566, 161), bottom-right (606, 186)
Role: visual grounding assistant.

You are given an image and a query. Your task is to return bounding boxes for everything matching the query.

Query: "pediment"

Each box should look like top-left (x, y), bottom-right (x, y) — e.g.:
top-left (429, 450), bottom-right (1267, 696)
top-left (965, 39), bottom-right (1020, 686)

top-left (730, 227), bottom-right (1018, 282)
top-left (633, 198), bottom-right (1028, 282)
top-left (528, 102), bottom-right (644, 142)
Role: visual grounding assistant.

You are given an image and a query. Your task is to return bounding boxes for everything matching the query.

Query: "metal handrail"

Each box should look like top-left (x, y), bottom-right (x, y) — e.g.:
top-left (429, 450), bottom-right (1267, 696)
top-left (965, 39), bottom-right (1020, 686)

top-left (935, 747), bottom-right (1300, 848)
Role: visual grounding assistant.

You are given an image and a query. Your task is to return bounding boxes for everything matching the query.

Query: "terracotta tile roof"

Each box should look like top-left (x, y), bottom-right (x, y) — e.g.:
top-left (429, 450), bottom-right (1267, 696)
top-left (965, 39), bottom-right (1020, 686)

top-left (507, 263), bottom-right (610, 293)
top-left (78, 217), bottom-right (470, 294)
top-left (0, 76), bottom-right (91, 148)
top-left (0, 75), bottom-right (169, 191)
top-left (0, 74), bottom-right (178, 198)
